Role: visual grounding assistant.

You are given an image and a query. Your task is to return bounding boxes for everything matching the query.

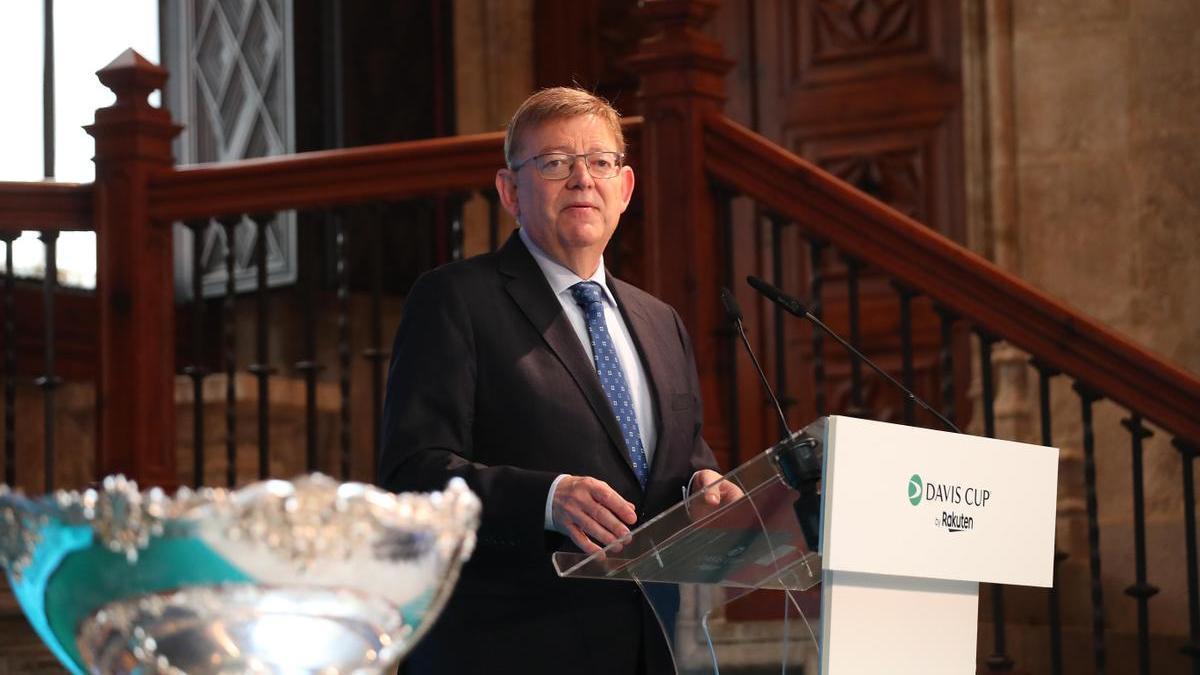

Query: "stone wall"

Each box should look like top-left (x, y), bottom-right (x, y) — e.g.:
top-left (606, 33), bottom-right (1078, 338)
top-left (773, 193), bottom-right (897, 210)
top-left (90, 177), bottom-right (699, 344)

top-left (963, 1), bottom-right (1200, 672)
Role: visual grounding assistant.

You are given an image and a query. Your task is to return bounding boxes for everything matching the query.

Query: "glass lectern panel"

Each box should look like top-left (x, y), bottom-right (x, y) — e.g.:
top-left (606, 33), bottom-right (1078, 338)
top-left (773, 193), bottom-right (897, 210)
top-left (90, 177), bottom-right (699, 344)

top-left (555, 424), bottom-right (826, 674)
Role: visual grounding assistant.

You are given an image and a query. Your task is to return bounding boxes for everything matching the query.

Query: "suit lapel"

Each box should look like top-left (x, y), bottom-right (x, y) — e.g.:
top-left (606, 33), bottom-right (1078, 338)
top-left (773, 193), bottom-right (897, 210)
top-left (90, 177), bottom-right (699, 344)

top-left (497, 234), bottom-right (633, 473)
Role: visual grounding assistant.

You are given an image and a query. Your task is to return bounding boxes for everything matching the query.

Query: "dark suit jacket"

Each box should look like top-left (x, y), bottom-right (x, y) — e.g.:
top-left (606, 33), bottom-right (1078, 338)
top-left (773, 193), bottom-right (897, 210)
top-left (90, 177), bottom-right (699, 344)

top-left (379, 232), bottom-right (716, 674)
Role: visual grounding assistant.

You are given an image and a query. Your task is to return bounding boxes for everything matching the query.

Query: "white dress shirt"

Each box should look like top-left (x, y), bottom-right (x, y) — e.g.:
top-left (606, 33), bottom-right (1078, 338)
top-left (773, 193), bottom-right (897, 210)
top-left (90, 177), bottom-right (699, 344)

top-left (518, 229), bottom-right (660, 532)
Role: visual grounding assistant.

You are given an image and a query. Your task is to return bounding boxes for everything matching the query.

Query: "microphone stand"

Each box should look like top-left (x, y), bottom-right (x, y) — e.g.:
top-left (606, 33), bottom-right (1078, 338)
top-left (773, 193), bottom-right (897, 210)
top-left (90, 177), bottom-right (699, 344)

top-left (746, 276), bottom-right (962, 435)
top-left (721, 287), bottom-right (790, 440)
top-left (720, 287), bottom-right (822, 550)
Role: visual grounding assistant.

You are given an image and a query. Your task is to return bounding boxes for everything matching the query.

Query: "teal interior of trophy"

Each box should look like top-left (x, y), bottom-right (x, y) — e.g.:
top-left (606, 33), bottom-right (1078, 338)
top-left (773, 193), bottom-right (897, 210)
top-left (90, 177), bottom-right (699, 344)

top-left (400, 587), bottom-right (434, 628)
top-left (10, 519), bottom-right (250, 674)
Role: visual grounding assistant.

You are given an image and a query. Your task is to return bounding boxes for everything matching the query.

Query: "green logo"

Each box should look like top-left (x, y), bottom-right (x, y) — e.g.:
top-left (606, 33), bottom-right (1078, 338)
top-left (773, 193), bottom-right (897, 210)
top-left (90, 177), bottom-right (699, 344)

top-left (908, 474), bottom-right (923, 505)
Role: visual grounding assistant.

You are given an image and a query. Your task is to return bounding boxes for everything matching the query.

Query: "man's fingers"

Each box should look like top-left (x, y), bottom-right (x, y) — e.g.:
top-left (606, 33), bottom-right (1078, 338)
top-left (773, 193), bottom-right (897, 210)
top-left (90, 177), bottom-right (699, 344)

top-left (586, 502), bottom-right (631, 539)
top-left (565, 523), bottom-right (601, 555)
top-left (590, 483), bottom-right (637, 525)
top-left (721, 481), bottom-right (745, 502)
top-left (575, 511), bottom-right (622, 547)
top-left (691, 471), bottom-right (745, 507)
top-left (551, 476), bottom-right (638, 549)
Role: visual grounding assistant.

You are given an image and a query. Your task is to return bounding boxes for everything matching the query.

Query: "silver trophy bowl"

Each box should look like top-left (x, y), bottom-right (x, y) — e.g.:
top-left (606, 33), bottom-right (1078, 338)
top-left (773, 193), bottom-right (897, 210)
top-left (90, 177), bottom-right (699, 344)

top-left (0, 474), bottom-right (480, 674)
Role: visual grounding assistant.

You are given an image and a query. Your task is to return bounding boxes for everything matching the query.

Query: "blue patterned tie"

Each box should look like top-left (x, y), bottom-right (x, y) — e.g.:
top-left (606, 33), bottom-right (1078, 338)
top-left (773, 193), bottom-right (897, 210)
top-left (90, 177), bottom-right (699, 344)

top-left (570, 281), bottom-right (649, 487)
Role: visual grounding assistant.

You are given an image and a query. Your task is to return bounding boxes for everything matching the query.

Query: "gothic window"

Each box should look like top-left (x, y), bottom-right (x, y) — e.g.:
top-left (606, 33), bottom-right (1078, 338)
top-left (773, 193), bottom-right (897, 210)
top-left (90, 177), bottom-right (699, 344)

top-left (163, 0), bottom-right (297, 298)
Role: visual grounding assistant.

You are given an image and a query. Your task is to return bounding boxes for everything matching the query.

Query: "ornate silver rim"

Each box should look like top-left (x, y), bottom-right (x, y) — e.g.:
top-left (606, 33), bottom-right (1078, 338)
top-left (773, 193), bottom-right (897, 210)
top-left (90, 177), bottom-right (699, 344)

top-left (0, 474), bottom-right (480, 573)
top-left (189, 474), bottom-right (480, 571)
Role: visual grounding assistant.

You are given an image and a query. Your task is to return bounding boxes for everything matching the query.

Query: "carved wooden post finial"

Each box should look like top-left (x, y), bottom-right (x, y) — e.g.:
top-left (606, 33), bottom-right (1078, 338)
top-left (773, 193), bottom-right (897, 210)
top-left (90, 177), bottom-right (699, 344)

top-left (625, 0), bottom-right (732, 103)
top-left (89, 49), bottom-right (180, 164)
top-left (85, 49), bottom-right (181, 489)
top-left (96, 49), bottom-right (168, 108)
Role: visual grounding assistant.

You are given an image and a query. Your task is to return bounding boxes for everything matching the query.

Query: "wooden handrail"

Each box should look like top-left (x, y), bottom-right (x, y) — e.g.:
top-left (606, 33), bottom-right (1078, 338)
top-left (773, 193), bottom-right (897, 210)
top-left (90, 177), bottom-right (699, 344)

top-left (149, 131), bottom-right (505, 222)
top-left (0, 118), bottom-right (642, 232)
top-left (148, 119), bottom-right (644, 223)
top-left (703, 112), bottom-right (1200, 447)
top-left (0, 182), bottom-right (93, 231)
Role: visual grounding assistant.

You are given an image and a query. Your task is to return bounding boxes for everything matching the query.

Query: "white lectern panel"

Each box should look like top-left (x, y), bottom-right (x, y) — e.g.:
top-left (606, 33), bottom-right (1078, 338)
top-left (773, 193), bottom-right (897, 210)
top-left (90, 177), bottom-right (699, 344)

top-left (821, 415), bottom-right (1059, 587)
top-left (817, 416), bottom-right (1059, 675)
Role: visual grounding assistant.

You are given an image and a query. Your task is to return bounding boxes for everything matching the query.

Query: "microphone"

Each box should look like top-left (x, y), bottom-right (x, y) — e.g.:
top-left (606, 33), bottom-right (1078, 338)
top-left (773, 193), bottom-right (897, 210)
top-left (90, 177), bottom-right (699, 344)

top-left (720, 287), bottom-right (790, 438)
top-left (746, 275), bottom-right (807, 317)
top-left (745, 275), bottom-right (962, 434)
top-left (721, 286), bottom-right (822, 551)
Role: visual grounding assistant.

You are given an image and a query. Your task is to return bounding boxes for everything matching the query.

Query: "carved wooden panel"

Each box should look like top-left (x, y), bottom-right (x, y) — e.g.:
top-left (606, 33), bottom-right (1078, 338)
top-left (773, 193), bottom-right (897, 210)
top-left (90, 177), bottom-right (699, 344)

top-left (811, 0), bottom-right (921, 57)
top-left (794, 123), bottom-right (954, 232)
top-left (816, 145), bottom-right (927, 222)
top-left (713, 0), bottom-right (966, 254)
top-left (790, 0), bottom-right (951, 86)
top-left (714, 0), bottom-right (967, 460)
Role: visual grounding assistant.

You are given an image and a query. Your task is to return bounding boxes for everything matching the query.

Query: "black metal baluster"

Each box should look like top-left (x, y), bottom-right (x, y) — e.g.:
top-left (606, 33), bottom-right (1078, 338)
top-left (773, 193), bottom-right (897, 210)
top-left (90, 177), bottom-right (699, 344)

top-left (768, 213), bottom-right (792, 423)
top-left (220, 216), bottom-right (240, 487)
top-left (2, 233), bottom-right (17, 485)
top-left (183, 220), bottom-right (210, 487)
top-left (978, 331), bottom-right (998, 438)
top-left (320, 0), bottom-right (343, 475)
top-left (978, 331), bottom-right (1013, 672)
top-left (1034, 360), bottom-right (1066, 675)
top-left (248, 214), bottom-right (276, 480)
top-left (362, 212), bottom-right (387, 462)
top-left (295, 213), bottom-right (323, 474)
top-left (485, 188), bottom-right (500, 252)
top-left (35, 230), bottom-right (61, 491)
top-left (894, 283), bottom-right (915, 425)
top-left (1176, 438), bottom-right (1200, 675)
top-left (808, 239), bottom-right (826, 416)
top-left (335, 211), bottom-right (351, 479)
top-left (39, 0), bottom-right (56, 490)
top-left (319, 0), bottom-right (343, 473)
top-left (937, 308), bottom-right (956, 425)
top-left (1075, 381), bottom-right (1107, 675)
top-left (1121, 414), bottom-right (1157, 675)
top-left (844, 256), bottom-right (864, 416)
top-left (714, 187), bottom-right (739, 464)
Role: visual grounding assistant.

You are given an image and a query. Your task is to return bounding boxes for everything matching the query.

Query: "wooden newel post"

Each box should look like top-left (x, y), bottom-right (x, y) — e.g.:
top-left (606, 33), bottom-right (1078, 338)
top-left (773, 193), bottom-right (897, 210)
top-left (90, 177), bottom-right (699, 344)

top-left (625, 0), bottom-right (736, 465)
top-left (86, 49), bottom-right (182, 488)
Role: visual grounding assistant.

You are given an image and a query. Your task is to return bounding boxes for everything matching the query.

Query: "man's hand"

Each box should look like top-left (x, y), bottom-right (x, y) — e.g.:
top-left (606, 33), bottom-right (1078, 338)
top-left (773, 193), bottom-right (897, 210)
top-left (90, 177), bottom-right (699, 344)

top-left (690, 469), bottom-right (744, 509)
top-left (551, 476), bottom-right (638, 555)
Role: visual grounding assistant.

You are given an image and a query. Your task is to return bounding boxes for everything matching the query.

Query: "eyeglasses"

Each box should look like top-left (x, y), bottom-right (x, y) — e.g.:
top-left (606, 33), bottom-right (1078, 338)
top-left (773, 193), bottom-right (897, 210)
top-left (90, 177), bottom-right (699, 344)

top-left (510, 151), bottom-right (625, 180)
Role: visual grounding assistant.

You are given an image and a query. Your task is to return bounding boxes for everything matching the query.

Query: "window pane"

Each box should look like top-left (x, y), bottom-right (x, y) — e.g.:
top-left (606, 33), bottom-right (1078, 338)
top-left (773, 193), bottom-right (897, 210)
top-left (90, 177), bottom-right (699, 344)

top-left (0, 1), bottom-right (159, 289)
top-left (0, 3), bottom-right (44, 181)
top-left (55, 0), bottom-right (160, 183)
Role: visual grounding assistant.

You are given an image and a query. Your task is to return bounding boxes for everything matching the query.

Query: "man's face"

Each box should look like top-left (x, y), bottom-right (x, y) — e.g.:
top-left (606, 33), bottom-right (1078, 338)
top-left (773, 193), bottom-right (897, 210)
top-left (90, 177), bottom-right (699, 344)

top-left (496, 114), bottom-right (635, 273)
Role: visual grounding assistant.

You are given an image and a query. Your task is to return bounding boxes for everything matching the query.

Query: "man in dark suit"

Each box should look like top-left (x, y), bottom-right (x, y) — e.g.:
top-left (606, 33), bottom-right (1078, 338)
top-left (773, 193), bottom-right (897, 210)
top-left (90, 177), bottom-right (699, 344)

top-left (379, 87), bottom-right (739, 674)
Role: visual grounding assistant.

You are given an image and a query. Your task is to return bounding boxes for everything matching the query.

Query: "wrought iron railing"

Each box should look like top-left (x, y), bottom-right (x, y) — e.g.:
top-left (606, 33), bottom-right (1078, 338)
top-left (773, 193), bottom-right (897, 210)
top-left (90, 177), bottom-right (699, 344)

top-left (703, 111), bottom-right (1200, 675)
